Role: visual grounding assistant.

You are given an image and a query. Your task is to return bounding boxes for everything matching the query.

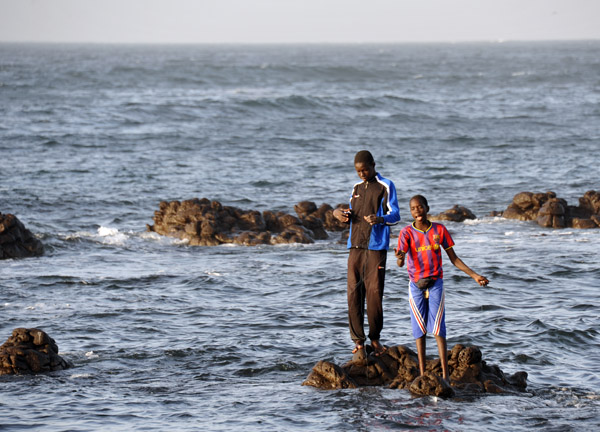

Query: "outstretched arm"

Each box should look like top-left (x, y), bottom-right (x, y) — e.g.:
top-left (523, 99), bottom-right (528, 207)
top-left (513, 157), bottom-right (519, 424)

top-left (445, 247), bottom-right (489, 286)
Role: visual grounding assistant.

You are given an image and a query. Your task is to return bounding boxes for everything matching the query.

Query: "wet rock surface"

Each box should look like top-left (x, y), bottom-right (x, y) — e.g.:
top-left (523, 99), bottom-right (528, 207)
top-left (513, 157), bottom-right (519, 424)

top-left (0, 213), bottom-right (44, 259)
top-left (303, 344), bottom-right (527, 397)
top-left (0, 328), bottom-right (71, 375)
top-left (498, 190), bottom-right (600, 229)
top-left (147, 198), bottom-right (348, 246)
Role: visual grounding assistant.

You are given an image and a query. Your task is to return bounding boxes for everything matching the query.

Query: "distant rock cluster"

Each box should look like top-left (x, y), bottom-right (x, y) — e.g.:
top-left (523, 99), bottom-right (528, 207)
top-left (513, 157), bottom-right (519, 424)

top-left (302, 343), bottom-right (527, 397)
top-left (147, 198), bottom-right (347, 246)
top-left (147, 191), bottom-right (600, 248)
top-left (0, 213), bottom-right (44, 259)
top-left (496, 190), bottom-right (600, 229)
top-left (0, 328), bottom-right (71, 375)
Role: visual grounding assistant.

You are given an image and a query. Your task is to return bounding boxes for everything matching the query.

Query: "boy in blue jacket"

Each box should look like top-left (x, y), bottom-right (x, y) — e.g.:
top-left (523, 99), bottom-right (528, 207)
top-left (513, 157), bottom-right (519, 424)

top-left (333, 150), bottom-right (401, 357)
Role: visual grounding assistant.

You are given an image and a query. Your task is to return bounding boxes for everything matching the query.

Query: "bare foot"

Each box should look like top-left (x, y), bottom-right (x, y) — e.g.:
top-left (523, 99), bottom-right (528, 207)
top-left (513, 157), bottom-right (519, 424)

top-left (371, 340), bottom-right (387, 357)
top-left (352, 343), bottom-right (365, 354)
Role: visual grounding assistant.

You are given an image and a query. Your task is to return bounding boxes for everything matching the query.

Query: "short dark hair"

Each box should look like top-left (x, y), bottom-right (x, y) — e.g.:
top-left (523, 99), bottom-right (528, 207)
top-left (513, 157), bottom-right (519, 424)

top-left (354, 150), bottom-right (375, 165)
top-left (410, 194), bottom-right (429, 212)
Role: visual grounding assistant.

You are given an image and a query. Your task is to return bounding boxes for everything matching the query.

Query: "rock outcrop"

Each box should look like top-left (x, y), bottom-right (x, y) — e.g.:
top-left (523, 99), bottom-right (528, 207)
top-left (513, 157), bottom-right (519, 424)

top-left (429, 205), bottom-right (477, 223)
top-left (0, 213), bottom-right (44, 259)
top-left (147, 198), bottom-right (348, 246)
top-left (0, 328), bottom-right (71, 375)
top-left (498, 190), bottom-right (600, 229)
top-left (303, 343), bottom-right (527, 397)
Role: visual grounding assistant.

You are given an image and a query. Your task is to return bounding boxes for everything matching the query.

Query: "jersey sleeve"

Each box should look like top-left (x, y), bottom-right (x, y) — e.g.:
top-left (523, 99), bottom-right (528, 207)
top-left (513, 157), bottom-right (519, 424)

top-left (440, 224), bottom-right (455, 250)
top-left (398, 227), bottom-right (410, 253)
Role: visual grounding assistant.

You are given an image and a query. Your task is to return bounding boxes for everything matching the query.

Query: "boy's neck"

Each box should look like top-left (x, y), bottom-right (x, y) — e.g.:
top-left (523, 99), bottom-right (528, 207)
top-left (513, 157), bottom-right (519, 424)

top-left (414, 220), bottom-right (431, 231)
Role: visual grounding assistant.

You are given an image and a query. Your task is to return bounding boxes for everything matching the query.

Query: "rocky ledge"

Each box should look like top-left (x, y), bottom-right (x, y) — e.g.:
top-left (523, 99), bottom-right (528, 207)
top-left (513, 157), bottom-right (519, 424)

top-left (147, 198), bottom-right (347, 246)
top-left (147, 190), bottom-right (600, 247)
top-left (0, 328), bottom-right (71, 375)
top-left (302, 343), bottom-right (527, 398)
top-left (494, 190), bottom-right (600, 229)
top-left (0, 213), bottom-right (44, 259)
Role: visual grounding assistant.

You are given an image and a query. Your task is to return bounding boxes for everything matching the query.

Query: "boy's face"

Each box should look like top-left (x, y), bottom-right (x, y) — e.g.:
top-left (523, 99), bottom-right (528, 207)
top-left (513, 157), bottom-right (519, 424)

top-left (409, 198), bottom-right (428, 222)
top-left (354, 162), bottom-right (376, 182)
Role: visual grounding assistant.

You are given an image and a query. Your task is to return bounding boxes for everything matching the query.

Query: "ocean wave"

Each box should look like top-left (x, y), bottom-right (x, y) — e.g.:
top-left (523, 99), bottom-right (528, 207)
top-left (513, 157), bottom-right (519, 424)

top-left (239, 94), bottom-right (329, 111)
top-left (60, 227), bottom-right (190, 247)
top-left (88, 226), bottom-right (129, 246)
top-left (463, 216), bottom-right (506, 225)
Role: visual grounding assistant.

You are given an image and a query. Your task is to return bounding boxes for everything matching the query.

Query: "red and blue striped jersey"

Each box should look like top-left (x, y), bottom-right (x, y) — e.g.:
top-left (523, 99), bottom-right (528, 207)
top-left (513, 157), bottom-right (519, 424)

top-left (397, 222), bottom-right (455, 282)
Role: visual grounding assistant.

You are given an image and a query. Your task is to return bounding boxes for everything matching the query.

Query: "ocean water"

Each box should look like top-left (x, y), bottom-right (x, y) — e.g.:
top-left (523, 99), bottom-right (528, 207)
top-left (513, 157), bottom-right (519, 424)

top-left (1, 41), bottom-right (599, 431)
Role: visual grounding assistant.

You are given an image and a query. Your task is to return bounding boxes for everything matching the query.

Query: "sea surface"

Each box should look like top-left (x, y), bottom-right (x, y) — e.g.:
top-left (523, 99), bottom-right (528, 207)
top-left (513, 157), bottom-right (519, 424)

top-left (1, 41), bottom-right (599, 431)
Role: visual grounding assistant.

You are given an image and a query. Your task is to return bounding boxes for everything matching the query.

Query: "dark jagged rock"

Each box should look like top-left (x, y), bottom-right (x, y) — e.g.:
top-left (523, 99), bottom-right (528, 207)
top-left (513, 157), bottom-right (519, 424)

top-left (497, 190), bottom-right (600, 229)
top-left (409, 371), bottom-right (455, 398)
top-left (303, 343), bottom-right (527, 398)
top-left (501, 191), bottom-right (557, 221)
top-left (0, 328), bottom-right (71, 375)
top-left (430, 205), bottom-right (477, 223)
top-left (0, 213), bottom-right (44, 259)
top-left (294, 201), bottom-right (348, 232)
top-left (147, 198), bottom-right (348, 246)
top-left (301, 360), bottom-right (358, 390)
top-left (536, 197), bottom-right (568, 228)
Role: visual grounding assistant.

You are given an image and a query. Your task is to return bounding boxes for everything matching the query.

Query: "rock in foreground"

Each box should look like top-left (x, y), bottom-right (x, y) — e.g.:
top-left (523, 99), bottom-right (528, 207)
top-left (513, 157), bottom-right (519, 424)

top-left (0, 213), bottom-right (44, 259)
top-left (147, 198), bottom-right (347, 246)
top-left (0, 328), bottom-right (71, 375)
top-left (303, 344), bottom-right (527, 397)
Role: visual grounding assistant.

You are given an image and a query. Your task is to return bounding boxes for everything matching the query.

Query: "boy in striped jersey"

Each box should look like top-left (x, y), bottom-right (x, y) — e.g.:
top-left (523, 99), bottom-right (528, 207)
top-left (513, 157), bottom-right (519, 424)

top-left (395, 195), bottom-right (489, 380)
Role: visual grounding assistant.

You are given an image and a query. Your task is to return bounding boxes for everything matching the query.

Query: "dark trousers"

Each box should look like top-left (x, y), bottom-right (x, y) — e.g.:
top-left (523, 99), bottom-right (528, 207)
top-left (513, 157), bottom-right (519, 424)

top-left (347, 248), bottom-right (387, 344)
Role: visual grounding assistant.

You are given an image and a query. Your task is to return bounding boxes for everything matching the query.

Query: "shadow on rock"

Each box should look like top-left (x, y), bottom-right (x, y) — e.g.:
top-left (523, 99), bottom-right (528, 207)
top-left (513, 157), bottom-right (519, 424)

top-left (303, 343), bottom-right (527, 398)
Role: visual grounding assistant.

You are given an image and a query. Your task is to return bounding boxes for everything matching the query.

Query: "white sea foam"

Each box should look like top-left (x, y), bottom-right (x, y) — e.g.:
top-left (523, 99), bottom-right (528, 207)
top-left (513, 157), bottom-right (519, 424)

top-left (141, 231), bottom-right (188, 246)
top-left (463, 217), bottom-right (505, 226)
top-left (70, 373), bottom-right (91, 379)
top-left (96, 226), bottom-right (128, 245)
top-left (64, 227), bottom-right (129, 245)
top-left (139, 231), bottom-right (163, 241)
top-left (97, 226), bottom-right (118, 236)
top-left (85, 351), bottom-right (99, 359)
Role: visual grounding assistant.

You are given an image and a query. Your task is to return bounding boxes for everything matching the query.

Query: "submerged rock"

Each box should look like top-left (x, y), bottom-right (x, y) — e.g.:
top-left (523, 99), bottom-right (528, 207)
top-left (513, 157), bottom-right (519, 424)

top-left (303, 343), bottom-right (527, 397)
top-left (0, 213), bottom-right (44, 259)
top-left (498, 190), bottom-right (600, 229)
top-left (147, 198), bottom-right (348, 246)
top-left (429, 205), bottom-right (477, 223)
top-left (0, 328), bottom-right (71, 375)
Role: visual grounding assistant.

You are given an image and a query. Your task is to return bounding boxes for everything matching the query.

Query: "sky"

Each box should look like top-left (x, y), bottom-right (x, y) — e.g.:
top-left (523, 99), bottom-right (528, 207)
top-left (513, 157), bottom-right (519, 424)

top-left (1, 0), bottom-right (599, 44)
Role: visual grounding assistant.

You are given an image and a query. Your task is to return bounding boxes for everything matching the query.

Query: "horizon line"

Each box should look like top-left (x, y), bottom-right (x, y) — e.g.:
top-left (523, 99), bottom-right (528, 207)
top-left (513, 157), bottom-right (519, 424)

top-left (1, 38), bottom-right (599, 46)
